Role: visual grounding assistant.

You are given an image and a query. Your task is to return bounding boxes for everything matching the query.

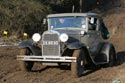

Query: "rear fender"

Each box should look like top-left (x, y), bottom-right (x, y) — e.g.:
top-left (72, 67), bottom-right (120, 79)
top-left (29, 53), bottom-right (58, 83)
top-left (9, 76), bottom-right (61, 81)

top-left (18, 41), bottom-right (41, 55)
top-left (100, 42), bottom-right (116, 63)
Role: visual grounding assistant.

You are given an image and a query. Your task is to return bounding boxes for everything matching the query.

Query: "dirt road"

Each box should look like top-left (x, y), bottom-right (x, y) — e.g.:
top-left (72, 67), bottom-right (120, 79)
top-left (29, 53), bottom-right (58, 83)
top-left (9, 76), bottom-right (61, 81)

top-left (0, 46), bottom-right (124, 83)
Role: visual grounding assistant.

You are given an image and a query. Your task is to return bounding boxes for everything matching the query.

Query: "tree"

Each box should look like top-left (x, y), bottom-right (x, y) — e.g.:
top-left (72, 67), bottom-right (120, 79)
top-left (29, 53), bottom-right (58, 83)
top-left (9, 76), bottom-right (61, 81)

top-left (0, 0), bottom-right (52, 37)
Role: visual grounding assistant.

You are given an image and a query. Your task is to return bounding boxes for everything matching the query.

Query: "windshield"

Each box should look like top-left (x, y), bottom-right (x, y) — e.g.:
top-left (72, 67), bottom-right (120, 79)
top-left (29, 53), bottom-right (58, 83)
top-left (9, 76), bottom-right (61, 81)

top-left (49, 16), bottom-right (86, 30)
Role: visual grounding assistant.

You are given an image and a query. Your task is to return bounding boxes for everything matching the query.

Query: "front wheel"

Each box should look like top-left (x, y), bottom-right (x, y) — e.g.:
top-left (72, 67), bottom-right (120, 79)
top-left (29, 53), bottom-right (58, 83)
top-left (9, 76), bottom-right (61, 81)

top-left (71, 49), bottom-right (85, 77)
top-left (19, 48), bottom-right (34, 71)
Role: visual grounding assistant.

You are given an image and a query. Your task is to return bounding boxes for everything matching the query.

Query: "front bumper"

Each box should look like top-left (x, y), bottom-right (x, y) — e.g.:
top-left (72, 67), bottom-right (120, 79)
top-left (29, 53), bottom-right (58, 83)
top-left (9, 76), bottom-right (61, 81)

top-left (17, 55), bottom-right (76, 62)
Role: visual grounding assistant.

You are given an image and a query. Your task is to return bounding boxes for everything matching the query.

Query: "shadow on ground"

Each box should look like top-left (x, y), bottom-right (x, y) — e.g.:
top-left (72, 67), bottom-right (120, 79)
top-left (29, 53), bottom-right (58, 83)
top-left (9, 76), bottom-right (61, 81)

top-left (116, 51), bottom-right (125, 65)
top-left (82, 51), bottom-right (125, 76)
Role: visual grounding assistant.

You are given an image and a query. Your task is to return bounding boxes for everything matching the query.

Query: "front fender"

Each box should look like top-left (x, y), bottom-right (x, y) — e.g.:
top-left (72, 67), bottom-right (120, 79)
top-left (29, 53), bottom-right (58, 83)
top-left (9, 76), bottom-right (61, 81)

top-left (67, 42), bottom-right (86, 49)
top-left (18, 41), bottom-right (41, 55)
top-left (18, 41), bottom-right (33, 48)
top-left (65, 42), bottom-right (94, 65)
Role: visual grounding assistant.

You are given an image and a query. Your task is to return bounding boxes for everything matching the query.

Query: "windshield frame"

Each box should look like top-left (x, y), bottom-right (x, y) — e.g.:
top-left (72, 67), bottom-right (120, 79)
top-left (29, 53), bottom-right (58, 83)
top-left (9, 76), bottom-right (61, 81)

top-left (48, 16), bottom-right (88, 31)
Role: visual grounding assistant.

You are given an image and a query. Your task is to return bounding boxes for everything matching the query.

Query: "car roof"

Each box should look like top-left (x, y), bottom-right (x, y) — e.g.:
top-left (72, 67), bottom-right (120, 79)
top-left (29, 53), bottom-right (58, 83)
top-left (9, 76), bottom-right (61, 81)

top-left (47, 13), bottom-right (101, 18)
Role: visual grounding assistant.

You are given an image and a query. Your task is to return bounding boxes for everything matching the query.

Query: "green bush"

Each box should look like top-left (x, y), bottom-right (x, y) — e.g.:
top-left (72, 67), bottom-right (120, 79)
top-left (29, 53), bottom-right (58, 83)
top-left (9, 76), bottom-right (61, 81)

top-left (0, 0), bottom-right (52, 38)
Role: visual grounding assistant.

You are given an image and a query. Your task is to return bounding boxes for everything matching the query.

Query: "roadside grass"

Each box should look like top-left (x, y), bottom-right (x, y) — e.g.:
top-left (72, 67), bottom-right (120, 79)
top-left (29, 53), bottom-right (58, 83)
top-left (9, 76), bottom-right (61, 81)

top-left (0, 35), bottom-right (31, 43)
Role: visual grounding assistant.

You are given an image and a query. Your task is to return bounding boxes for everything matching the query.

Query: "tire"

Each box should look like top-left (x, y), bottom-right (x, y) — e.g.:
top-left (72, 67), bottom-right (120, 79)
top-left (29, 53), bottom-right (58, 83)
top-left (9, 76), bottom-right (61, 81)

top-left (71, 49), bottom-right (85, 77)
top-left (19, 48), bottom-right (34, 71)
top-left (108, 47), bottom-right (116, 67)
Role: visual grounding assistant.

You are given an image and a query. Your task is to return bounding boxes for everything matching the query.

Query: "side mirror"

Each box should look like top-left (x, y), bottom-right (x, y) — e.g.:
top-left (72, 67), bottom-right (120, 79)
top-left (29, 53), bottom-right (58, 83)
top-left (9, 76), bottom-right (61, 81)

top-left (43, 18), bottom-right (47, 24)
top-left (90, 17), bottom-right (94, 24)
top-left (101, 26), bottom-right (110, 39)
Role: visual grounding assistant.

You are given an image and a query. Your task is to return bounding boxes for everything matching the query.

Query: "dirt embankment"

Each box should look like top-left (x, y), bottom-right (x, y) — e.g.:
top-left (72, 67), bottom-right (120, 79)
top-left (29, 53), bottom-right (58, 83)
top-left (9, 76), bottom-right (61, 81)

top-left (100, 0), bottom-right (125, 52)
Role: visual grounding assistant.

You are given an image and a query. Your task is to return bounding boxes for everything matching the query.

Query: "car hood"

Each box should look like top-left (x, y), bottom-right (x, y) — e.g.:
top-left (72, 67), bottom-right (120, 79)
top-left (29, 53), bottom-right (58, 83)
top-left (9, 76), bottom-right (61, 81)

top-left (56, 29), bottom-right (81, 43)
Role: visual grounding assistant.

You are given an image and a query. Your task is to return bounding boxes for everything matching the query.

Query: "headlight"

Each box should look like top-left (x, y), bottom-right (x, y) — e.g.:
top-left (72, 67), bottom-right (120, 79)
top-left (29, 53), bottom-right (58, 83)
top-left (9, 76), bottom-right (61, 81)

top-left (80, 31), bottom-right (85, 35)
top-left (32, 33), bottom-right (41, 42)
top-left (60, 33), bottom-right (69, 42)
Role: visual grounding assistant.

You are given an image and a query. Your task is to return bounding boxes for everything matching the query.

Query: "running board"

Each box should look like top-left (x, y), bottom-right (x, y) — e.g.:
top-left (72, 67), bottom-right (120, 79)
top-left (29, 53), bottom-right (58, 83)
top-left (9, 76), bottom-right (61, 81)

top-left (17, 55), bottom-right (76, 62)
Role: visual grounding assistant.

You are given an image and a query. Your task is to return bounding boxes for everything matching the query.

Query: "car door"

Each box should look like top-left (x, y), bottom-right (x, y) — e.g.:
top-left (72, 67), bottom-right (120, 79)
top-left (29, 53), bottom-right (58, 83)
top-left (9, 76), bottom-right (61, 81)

top-left (83, 17), bottom-right (103, 55)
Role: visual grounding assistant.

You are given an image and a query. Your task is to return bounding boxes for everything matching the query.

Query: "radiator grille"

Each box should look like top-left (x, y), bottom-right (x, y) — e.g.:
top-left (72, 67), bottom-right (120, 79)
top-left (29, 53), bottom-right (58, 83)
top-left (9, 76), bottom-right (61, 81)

top-left (42, 33), bottom-right (60, 56)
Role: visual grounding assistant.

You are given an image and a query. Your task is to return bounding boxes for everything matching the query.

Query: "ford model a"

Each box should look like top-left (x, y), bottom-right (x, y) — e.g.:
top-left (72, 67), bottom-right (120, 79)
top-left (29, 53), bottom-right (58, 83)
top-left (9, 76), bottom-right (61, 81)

top-left (17, 13), bottom-right (117, 77)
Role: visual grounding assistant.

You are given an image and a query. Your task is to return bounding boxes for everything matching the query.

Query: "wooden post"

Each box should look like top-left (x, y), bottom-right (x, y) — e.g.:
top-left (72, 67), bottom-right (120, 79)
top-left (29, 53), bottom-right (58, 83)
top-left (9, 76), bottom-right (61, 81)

top-left (3, 30), bottom-right (8, 43)
top-left (79, 0), bottom-right (82, 12)
top-left (23, 32), bottom-right (28, 40)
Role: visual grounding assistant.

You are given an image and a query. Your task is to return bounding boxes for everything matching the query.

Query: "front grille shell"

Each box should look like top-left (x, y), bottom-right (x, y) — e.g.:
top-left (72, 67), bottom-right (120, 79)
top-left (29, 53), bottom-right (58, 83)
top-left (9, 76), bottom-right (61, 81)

top-left (42, 31), bottom-right (60, 56)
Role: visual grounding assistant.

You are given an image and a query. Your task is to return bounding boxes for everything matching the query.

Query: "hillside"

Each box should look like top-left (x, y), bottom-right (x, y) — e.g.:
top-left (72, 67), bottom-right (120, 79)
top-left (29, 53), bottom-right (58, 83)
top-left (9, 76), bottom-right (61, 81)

top-left (103, 0), bottom-right (125, 51)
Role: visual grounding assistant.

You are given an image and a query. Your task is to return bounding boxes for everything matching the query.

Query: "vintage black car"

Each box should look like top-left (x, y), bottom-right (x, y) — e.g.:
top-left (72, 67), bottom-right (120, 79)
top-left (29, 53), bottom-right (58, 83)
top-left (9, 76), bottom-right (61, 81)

top-left (17, 13), bottom-right (117, 77)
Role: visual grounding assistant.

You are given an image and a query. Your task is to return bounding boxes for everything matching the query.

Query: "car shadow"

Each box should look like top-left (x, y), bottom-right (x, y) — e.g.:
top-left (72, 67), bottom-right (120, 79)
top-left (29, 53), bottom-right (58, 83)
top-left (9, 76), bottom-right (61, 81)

top-left (81, 51), bottom-right (125, 77)
top-left (116, 51), bottom-right (125, 65)
top-left (80, 65), bottom-right (101, 77)
top-left (31, 65), bottom-right (70, 72)
top-left (31, 66), bottom-right (50, 72)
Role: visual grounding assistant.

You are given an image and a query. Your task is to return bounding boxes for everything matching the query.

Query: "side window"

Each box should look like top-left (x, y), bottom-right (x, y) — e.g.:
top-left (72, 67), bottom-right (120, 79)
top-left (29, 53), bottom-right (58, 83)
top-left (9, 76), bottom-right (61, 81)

top-left (100, 20), bottom-right (110, 39)
top-left (88, 17), bottom-right (97, 30)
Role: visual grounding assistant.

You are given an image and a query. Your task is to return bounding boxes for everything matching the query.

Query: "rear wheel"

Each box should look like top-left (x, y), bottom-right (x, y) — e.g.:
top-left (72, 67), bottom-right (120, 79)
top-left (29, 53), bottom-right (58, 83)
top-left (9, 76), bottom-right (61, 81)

top-left (103, 47), bottom-right (116, 67)
top-left (108, 47), bottom-right (116, 67)
top-left (71, 49), bottom-right (85, 77)
top-left (19, 48), bottom-right (34, 71)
